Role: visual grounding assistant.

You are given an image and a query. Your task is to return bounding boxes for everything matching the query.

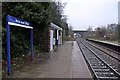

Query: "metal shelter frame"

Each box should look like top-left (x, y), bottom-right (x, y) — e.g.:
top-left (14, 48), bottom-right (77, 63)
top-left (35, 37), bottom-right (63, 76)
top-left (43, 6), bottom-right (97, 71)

top-left (6, 15), bottom-right (34, 75)
top-left (50, 23), bottom-right (63, 46)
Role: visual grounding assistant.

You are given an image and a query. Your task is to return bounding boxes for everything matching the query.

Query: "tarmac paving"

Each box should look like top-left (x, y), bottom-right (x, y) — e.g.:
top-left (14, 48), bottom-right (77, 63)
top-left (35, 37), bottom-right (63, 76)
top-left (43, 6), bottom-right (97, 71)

top-left (72, 41), bottom-right (92, 78)
top-left (6, 41), bottom-right (92, 78)
top-left (0, 62), bottom-right (1, 79)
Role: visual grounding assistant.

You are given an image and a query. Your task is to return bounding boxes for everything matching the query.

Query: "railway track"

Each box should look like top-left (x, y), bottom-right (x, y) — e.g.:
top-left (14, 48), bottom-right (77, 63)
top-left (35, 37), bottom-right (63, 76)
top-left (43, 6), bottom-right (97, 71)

top-left (76, 38), bottom-right (120, 80)
top-left (85, 40), bottom-right (120, 61)
top-left (84, 40), bottom-right (120, 74)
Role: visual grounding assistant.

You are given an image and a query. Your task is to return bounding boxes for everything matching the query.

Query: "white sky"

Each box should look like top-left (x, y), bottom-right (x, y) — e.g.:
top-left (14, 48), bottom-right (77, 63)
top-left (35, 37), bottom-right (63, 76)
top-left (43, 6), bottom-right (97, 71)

top-left (59, 0), bottom-right (119, 30)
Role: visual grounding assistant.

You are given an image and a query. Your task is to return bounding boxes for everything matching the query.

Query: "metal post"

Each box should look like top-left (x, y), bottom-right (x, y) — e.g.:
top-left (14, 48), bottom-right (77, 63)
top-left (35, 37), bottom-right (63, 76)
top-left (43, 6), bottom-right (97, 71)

top-left (56, 29), bottom-right (59, 46)
top-left (30, 29), bottom-right (34, 61)
top-left (6, 16), bottom-right (11, 75)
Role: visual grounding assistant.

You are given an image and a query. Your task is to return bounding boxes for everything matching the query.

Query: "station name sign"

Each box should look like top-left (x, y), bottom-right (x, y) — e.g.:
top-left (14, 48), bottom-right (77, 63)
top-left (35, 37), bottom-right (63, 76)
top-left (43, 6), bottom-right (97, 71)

top-left (15, 19), bottom-right (30, 25)
top-left (6, 15), bottom-right (33, 75)
top-left (7, 15), bottom-right (33, 29)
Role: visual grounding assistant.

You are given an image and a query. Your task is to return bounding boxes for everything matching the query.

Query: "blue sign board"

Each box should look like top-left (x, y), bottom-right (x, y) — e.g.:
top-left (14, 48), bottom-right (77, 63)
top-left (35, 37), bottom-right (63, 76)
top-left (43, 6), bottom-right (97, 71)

top-left (7, 15), bottom-right (33, 29)
top-left (6, 15), bottom-right (34, 75)
top-left (8, 15), bottom-right (31, 25)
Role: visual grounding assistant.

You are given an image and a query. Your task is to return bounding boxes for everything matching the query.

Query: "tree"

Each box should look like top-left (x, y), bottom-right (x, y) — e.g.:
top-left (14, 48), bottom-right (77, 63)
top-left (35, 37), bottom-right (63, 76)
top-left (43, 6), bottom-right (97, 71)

top-left (87, 26), bottom-right (93, 31)
top-left (118, 24), bottom-right (120, 42)
top-left (95, 26), bottom-right (107, 38)
top-left (106, 23), bottom-right (118, 40)
top-left (51, 1), bottom-right (68, 36)
top-left (2, 2), bottom-right (51, 59)
top-left (68, 25), bottom-right (74, 37)
top-left (86, 26), bottom-right (93, 38)
top-left (2, 2), bottom-right (69, 59)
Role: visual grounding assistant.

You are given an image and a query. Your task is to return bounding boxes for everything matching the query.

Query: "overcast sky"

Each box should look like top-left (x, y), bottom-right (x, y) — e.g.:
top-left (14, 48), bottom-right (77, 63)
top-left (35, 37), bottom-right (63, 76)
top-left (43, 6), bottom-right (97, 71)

top-left (59, 0), bottom-right (119, 30)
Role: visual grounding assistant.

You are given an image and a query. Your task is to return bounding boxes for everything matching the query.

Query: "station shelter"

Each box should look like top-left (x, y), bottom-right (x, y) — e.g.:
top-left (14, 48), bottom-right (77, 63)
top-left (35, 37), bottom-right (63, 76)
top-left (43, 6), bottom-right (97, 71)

top-left (50, 23), bottom-right (63, 52)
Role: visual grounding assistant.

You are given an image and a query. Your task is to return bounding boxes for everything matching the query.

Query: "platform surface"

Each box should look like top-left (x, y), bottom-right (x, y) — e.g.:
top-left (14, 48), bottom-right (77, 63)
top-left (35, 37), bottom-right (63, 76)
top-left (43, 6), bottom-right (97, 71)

top-left (7, 41), bottom-right (92, 78)
top-left (0, 62), bottom-right (1, 79)
top-left (72, 41), bottom-right (92, 78)
top-left (88, 39), bottom-right (120, 46)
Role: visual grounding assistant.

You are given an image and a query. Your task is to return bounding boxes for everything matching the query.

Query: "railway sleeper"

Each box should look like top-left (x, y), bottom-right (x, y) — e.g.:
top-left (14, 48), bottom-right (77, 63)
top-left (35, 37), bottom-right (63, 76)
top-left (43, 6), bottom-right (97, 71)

top-left (98, 76), bottom-right (118, 80)
top-left (91, 63), bottom-right (104, 66)
top-left (94, 69), bottom-right (110, 72)
top-left (96, 72), bottom-right (116, 76)
top-left (92, 66), bottom-right (107, 69)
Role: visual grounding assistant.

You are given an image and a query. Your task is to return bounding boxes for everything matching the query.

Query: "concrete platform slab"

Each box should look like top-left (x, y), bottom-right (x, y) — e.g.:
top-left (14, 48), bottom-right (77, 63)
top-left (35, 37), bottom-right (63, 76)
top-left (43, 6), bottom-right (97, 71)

top-left (72, 41), bottom-right (92, 78)
top-left (5, 41), bottom-right (92, 79)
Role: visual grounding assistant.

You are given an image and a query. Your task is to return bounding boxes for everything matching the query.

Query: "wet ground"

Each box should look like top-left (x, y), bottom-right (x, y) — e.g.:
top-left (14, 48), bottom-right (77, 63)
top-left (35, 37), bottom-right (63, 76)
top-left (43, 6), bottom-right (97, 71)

top-left (5, 41), bottom-right (92, 78)
top-left (0, 62), bottom-right (1, 79)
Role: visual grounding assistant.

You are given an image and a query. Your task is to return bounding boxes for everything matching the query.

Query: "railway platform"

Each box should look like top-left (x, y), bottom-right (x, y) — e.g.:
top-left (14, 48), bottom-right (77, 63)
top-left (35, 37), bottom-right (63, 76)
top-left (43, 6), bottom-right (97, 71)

top-left (6, 41), bottom-right (92, 78)
top-left (88, 39), bottom-right (120, 46)
top-left (99, 40), bottom-right (120, 47)
top-left (72, 41), bottom-right (92, 78)
top-left (0, 62), bottom-right (1, 79)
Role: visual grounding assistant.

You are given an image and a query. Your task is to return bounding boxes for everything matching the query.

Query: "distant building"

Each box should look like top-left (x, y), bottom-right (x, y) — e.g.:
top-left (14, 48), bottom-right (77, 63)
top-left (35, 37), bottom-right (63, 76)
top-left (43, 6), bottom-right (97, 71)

top-left (118, 1), bottom-right (120, 24)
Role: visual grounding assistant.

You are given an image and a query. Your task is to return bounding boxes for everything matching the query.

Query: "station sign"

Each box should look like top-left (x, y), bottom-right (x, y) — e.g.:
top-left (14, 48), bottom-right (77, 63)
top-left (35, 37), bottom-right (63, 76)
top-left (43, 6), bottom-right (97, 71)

top-left (7, 15), bottom-right (33, 29)
top-left (6, 15), bottom-right (33, 76)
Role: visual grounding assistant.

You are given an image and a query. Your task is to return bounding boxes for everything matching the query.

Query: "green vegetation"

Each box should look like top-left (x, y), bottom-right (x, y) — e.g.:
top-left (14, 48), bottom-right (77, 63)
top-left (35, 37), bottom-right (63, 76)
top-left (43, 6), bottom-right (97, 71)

top-left (118, 24), bottom-right (120, 43)
top-left (2, 2), bottom-right (51, 60)
top-left (87, 23), bottom-right (119, 43)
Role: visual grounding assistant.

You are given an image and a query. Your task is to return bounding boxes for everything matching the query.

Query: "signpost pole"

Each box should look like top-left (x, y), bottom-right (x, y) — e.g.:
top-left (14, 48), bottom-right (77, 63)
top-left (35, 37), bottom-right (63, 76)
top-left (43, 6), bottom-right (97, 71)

top-left (6, 15), bottom-right (33, 75)
top-left (6, 16), bottom-right (11, 75)
top-left (30, 29), bottom-right (34, 61)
